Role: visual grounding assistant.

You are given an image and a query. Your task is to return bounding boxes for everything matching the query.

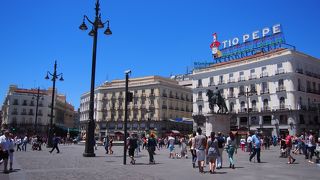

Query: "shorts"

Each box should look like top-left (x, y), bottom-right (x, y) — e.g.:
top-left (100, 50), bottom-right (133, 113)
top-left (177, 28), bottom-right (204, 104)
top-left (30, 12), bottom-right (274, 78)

top-left (196, 149), bottom-right (205, 161)
top-left (128, 148), bottom-right (135, 157)
top-left (169, 145), bottom-right (175, 152)
top-left (286, 147), bottom-right (291, 155)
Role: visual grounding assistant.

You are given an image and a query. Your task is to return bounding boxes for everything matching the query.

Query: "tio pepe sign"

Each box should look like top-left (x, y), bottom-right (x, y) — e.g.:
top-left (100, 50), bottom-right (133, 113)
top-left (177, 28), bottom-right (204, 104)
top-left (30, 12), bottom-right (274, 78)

top-left (221, 24), bottom-right (281, 48)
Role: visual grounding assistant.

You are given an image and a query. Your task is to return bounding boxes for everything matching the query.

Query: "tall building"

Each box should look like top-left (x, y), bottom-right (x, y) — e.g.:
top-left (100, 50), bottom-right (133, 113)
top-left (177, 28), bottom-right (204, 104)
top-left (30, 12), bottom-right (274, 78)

top-left (192, 49), bottom-right (320, 137)
top-left (80, 76), bottom-right (193, 140)
top-left (1, 85), bottom-right (75, 136)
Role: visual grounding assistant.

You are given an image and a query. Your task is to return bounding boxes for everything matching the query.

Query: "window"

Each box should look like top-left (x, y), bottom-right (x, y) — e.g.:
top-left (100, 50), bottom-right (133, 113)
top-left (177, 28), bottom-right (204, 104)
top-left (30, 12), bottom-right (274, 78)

top-left (198, 79), bottom-right (202, 87)
top-left (298, 79), bottom-right (301, 91)
top-left (219, 75), bottom-right (223, 84)
top-left (299, 115), bottom-right (305, 124)
top-left (209, 77), bottom-right (214, 86)
top-left (198, 91), bottom-right (202, 99)
top-left (279, 79), bottom-right (284, 87)
top-left (250, 69), bottom-right (255, 74)
top-left (239, 85), bottom-right (245, 95)
top-left (262, 66), bottom-right (266, 72)
top-left (280, 97), bottom-right (285, 109)
top-left (240, 71), bottom-right (244, 76)
top-left (263, 99), bottom-right (268, 107)
top-left (240, 101), bottom-right (246, 111)
top-left (13, 99), bottom-right (19, 105)
top-left (277, 63), bottom-right (283, 69)
top-left (279, 115), bottom-right (288, 125)
top-left (252, 100), bottom-right (257, 110)
top-left (229, 73), bottom-right (233, 77)
top-left (229, 102), bottom-right (234, 112)
top-left (151, 89), bottom-right (154, 95)
top-left (250, 84), bottom-right (256, 92)
top-left (198, 105), bottom-right (203, 114)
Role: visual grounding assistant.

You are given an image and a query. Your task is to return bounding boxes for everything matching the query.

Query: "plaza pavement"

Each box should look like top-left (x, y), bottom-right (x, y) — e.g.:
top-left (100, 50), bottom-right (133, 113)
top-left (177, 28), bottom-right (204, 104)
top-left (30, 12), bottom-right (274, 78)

top-left (0, 144), bottom-right (319, 180)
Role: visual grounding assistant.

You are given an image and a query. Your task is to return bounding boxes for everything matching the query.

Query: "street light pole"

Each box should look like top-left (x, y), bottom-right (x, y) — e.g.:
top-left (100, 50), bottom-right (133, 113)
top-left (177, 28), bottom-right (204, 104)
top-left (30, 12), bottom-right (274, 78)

top-left (123, 70), bottom-right (131, 165)
top-left (45, 61), bottom-right (64, 148)
top-left (79, 0), bottom-right (112, 157)
top-left (33, 87), bottom-right (41, 135)
top-left (246, 87), bottom-right (250, 132)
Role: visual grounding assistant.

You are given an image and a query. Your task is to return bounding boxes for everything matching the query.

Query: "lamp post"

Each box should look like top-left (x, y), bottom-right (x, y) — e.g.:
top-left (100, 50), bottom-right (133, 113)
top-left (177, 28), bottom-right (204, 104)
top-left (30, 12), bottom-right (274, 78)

top-left (32, 87), bottom-right (43, 135)
top-left (45, 61), bottom-right (64, 148)
top-left (79, 0), bottom-right (112, 157)
top-left (123, 70), bottom-right (131, 165)
top-left (246, 87), bottom-right (250, 132)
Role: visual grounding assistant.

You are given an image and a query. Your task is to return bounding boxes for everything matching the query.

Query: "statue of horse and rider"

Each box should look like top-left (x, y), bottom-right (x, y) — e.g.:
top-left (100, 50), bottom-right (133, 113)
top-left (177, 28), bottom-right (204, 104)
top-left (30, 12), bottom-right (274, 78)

top-left (206, 87), bottom-right (228, 114)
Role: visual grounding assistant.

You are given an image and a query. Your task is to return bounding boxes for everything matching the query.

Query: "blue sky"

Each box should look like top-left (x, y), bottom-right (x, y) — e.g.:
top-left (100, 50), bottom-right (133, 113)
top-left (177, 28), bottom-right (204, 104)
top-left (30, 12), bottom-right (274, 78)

top-left (1, 0), bottom-right (319, 109)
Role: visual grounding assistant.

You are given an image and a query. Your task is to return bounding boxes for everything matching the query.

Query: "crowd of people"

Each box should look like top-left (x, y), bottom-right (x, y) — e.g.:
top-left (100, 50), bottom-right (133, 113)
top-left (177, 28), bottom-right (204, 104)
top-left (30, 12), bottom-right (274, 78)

top-left (1, 128), bottom-right (320, 175)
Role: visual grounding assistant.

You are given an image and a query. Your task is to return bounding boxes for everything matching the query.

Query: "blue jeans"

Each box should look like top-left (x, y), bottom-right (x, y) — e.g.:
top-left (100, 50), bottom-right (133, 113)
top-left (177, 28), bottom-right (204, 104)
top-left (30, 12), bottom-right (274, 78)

top-left (227, 146), bottom-right (235, 165)
top-left (250, 148), bottom-right (261, 162)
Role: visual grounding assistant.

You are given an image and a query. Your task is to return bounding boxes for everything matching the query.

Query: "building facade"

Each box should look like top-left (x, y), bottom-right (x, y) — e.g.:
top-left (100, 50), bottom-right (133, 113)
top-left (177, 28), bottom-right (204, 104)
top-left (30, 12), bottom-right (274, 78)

top-left (80, 76), bottom-right (193, 139)
top-left (1, 85), bottom-right (75, 136)
top-left (192, 49), bottom-right (320, 137)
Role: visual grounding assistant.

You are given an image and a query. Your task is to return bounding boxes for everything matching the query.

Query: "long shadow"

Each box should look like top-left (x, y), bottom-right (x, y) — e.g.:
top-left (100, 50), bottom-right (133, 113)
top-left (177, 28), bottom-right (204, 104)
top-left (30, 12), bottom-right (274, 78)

top-left (129, 162), bottom-right (163, 166)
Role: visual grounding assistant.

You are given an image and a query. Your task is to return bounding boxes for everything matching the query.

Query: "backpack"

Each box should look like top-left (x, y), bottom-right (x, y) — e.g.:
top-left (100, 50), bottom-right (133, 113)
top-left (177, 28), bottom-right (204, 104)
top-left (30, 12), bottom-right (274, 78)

top-left (208, 140), bottom-right (218, 156)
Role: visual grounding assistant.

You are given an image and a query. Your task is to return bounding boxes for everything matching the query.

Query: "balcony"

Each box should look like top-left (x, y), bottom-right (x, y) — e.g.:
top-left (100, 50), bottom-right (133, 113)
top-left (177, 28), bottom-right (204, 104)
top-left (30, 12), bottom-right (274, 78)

top-left (30, 103), bottom-right (35, 106)
top-left (162, 105), bottom-right (167, 109)
top-left (296, 68), bottom-right (303, 74)
top-left (227, 78), bottom-right (235, 83)
top-left (239, 108), bottom-right (247, 113)
top-left (238, 76), bottom-right (246, 82)
top-left (228, 93), bottom-right (236, 98)
top-left (260, 72), bottom-right (269, 78)
top-left (297, 86), bottom-right (305, 92)
top-left (196, 97), bottom-right (203, 102)
top-left (197, 84), bottom-right (203, 88)
top-left (249, 74), bottom-right (257, 80)
top-left (249, 90), bottom-right (257, 96)
top-left (238, 92), bottom-right (246, 97)
top-left (261, 106), bottom-right (271, 112)
top-left (250, 107), bottom-right (259, 112)
top-left (275, 105), bottom-right (290, 111)
top-left (276, 86), bottom-right (286, 92)
top-left (208, 82), bottom-right (215, 86)
top-left (217, 80), bottom-right (224, 85)
top-left (260, 89), bottom-right (270, 94)
top-left (275, 68), bottom-right (285, 75)
top-left (28, 112), bottom-right (34, 115)
top-left (11, 111), bottom-right (18, 115)
top-left (169, 106), bottom-right (174, 110)
top-left (162, 93), bottom-right (167, 97)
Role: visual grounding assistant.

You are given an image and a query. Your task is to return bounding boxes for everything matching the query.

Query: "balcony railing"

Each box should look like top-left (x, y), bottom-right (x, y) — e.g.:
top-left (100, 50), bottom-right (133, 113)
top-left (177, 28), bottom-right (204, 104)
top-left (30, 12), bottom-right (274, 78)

top-left (238, 76), bottom-right (246, 82)
top-left (162, 105), bottom-right (167, 109)
top-left (217, 80), bottom-right (224, 85)
top-left (276, 86), bottom-right (286, 92)
top-left (275, 68), bottom-right (285, 75)
top-left (249, 90), bottom-right (257, 96)
top-left (260, 89), bottom-right (270, 94)
top-left (228, 78), bottom-right (235, 83)
top-left (196, 97), bottom-right (203, 102)
top-left (274, 105), bottom-right (290, 111)
top-left (228, 93), bottom-right (236, 98)
top-left (296, 68), bottom-right (303, 74)
top-left (208, 82), bottom-right (215, 86)
top-left (261, 106), bottom-right (271, 112)
top-left (197, 84), bottom-right (203, 88)
top-left (260, 72), bottom-right (268, 78)
top-left (238, 92), bottom-right (246, 96)
top-left (239, 108), bottom-right (247, 113)
top-left (249, 74), bottom-right (257, 80)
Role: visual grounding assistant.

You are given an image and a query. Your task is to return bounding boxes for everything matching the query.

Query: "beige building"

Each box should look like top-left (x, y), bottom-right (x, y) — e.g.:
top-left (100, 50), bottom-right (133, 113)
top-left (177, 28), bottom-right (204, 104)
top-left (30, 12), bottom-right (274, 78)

top-left (1, 85), bottom-right (75, 136)
top-left (80, 76), bottom-right (193, 139)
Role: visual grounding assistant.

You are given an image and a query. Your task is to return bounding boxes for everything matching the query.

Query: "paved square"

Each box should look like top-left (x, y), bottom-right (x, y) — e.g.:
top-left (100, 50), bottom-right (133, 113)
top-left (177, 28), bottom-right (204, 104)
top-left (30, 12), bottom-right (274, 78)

top-left (1, 144), bottom-right (319, 180)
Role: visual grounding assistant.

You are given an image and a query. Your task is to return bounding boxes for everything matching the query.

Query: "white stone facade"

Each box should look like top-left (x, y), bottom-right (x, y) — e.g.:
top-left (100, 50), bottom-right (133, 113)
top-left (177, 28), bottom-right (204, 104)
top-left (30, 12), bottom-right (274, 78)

top-left (192, 49), bottom-right (320, 136)
top-left (80, 76), bottom-right (193, 139)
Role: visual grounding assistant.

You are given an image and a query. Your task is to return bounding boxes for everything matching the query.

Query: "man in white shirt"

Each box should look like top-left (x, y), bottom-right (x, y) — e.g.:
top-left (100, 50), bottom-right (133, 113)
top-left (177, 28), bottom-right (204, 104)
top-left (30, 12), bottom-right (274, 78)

top-left (0, 130), bottom-right (11, 173)
top-left (247, 132), bottom-right (253, 155)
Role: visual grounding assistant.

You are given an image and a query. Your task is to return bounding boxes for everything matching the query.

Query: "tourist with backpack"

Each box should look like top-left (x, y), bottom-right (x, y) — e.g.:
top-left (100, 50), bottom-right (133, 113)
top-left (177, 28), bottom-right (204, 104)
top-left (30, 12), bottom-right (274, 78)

top-left (216, 132), bottom-right (225, 169)
top-left (206, 131), bottom-right (220, 174)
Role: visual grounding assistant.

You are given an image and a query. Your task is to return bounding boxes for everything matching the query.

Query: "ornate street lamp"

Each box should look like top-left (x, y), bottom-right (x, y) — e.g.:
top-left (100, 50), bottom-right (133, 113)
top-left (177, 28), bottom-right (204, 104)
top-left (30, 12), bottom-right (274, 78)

top-left (45, 60), bottom-right (64, 148)
top-left (79, 0), bottom-right (112, 157)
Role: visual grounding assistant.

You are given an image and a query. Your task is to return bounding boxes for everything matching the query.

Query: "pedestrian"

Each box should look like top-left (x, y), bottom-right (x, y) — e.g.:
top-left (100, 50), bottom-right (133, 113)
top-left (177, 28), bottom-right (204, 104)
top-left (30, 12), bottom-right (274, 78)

top-left (195, 128), bottom-right (206, 173)
top-left (216, 132), bottom-right (225, 169)
top-left (147, 133), bottom-right (157, 164)
top-left (240, 138), bottom-right (246, 151)
top-left (180, 137), bottom-right (188, 158)
top-left (307, 130), bottom-right (316, 163)
top-left (15, 136), bottom-right (22, 151)
top-left (0, 130), bottom-right (11, 173)
top-left (104, 135), bottom-right (109, 154)
top-left (109, 137), bottom-right (113, 154)
top-left (49, 133), bottom-right (60, 154)
top-left (188, 131), bottom-right (197, 168)
top-left (247, 132), bottom-right (253, 155)
top-left (127, 133), bottom-right (138, 164)
top-left (249, 131), bottom-right (261, 163)
top-left (22, 134), bottom-right (28, 151)
top-left (283, 132), bottom-right (296, 164)
top-left (168, 134), bottom-right (175, 159)
top-left (8, 133), bottom-right (15, 171)
top-left (206, 131), bottom-right (220, 174)
top-left (226, 132), bottom-right (237, 169)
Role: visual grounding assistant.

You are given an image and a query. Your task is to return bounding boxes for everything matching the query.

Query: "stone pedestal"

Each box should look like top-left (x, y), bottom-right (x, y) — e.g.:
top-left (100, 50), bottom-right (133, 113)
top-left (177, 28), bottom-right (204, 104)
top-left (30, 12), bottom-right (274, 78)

top-left (205, 113), bottom-right (231, 137)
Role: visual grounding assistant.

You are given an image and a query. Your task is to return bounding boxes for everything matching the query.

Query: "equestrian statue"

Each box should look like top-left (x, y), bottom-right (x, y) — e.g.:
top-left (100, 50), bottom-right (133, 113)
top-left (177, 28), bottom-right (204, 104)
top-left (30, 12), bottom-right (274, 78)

top-left (206, 87), bottom-right (228, 114)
